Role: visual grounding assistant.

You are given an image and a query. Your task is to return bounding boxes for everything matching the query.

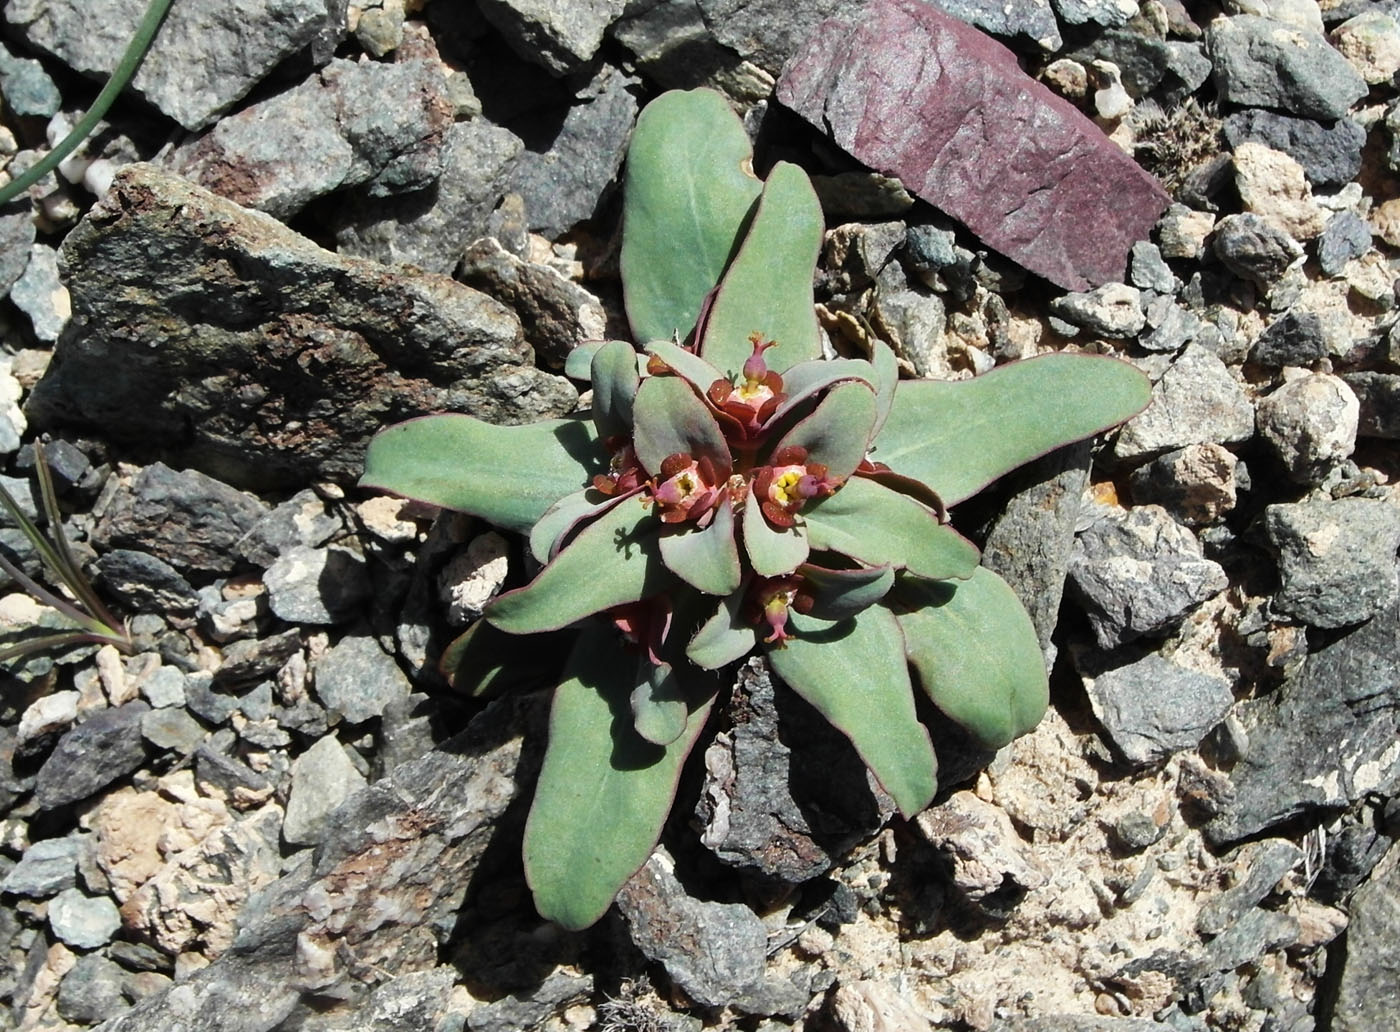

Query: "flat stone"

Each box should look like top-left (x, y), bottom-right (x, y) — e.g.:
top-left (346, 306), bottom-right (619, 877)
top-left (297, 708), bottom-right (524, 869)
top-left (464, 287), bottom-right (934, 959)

top-left (3, 0), bottom-right (341, 130)
top-left (47, 887), bottom-right (122, 948)
top-left (93, 548), bottom-right (201, 613)
top-left (467, 971), bottom-right (595, 1032)
top-left (282, 734), bottom-right (367, 846)
top-left (1255, 373), bottom-right (1359, 484)
top-left (698, 0), bottom-right (868, 74)
top-left (141, 706), bottom-right (206, 755)
top-left (1318, 211), bottom-right (1373, 276)
top-left (1127, 443), bottom-right (1236, 526)
top-left (1069, 505), bottom-right (1228, 649)
top-left (1080, 652), bottom-right (1235, 767)
top-left (1211, 212), bottom-right (1304, 287)
top-left (1048, 282), bottom-right (1145, 338)
top-left (33, 702), bottom-right (151, 810)
top-left (1330, 846), bottom-right (1400, 1032)
top-left (9, 243), bottom-right (69, 343)
top-left (0, 836), bottom-right (79, 898)
top-left (264, 545), bottom-right (372, 625)
top-left (1205, 603), bottom-right (1400, 845)
top-left (929, 0), bottom-right (1062, 51)
top-left (56, 953), bottom-right (129, 1025)
top-left (1207, 15), bottom-right (1368, 121)
top-left (171, 57), bottom-right (453, 219)
top-left (26, 164), bottom-right (576, 491)
top-left (1248, 308), bottom-right (1339, 367)
top-left (0, 200), bottom-right (36, 297)
top-left (235, 488), bottom-right (342, 568)
top-left (1195, 839), bottom-right (1304, 937)
top-left (1263, 497), bottom-right (1400, 629)
top-left (475, 0), bottom-right (628, 75)
top-left (777, 0), bottom-right (1170, 292)
top-left (0, 40), bottom-right (60, 117)
top-left (1342, 371), bottom-right (1400, 438)
top-left (313, 635), bottom-right (412, 725)
top-left (1223, 110), bottom-right (1365, 190)
top-left (1114, 344), bottom-right (1254, 461)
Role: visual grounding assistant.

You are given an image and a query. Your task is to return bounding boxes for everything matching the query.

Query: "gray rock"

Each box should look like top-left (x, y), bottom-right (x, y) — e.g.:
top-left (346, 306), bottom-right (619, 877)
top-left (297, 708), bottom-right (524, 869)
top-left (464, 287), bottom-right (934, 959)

top-left (282, 733), bottom-right (368, 846)
top-left (235, 489), bottom-right (341, 569)
top-left (1195, 839), bottom-right (1303, 936)
top-left (1129, 241), bottom-right (1177, 295)
top-left (140, 665), bottom-right (188, 708)
top-left (1069, 505), bottom-right (1228, 649)
top-left (1198, 907), bottom-right (1300, 974)
top-left (981, 442), bottom-right (1092, 649)
top-left (1204, 602), bottom-right (1400, 845)
top-left (1224, 110), bottom-right (1365, 190)
top-left (94, 548), bottom-right (201, 613)
top-left (458, 238), bottom-right (607, 372)
top-left (695, 658), bottom-right (895, 882)
top-left (1115, 344), bottom-right (1254, 461)
top-left (0, 200), bottom-right (37, 298)
top-left (0, 836), bottom-right (79, 897)
top-left (377, 694), bottom-right (439, 774)
top-left (313, 635), bottom-right (412, 725)
top-left (917, 791), bottom-right (1048, 907)
top-left (57, 953), bottom-right (130, 1025)
top-left (1255, 373), bottom-right (1359, 484)
top-left (1263, 497), bottom-right (1400, 628)
top-left (1080, 653), bottom-right (1235, 766)
top-left (1211, 212), bottom-right (1303, 287)
top-left (1140, 297), bottom-right (1209, 353)
top-left (141, 706), bottom-right (206, 754)
top-left (1330, 847), bottom-right (1400, 1032)
top-left (3, 0), bottom-right (341, 130)
top-left (98, 697), bottom-right (533, 1029)
top-left (1248, 308), bottom-right (1335, 367)
top-left (0, 40), bottom-right (61, 116)
top-left (699, 0), bottom-right (869, 73)
top-left (1069, 30), bottom-right (1212, 100)
top-left (34, 702), bottom-right (150, 810)
top-left (1048, 283), bottom-right (1145, 338)
top-left (777, 0), bottom-right (1170, 292)
top-left (185, 673), bottom-right (241, 725)
top-left (1343, 371), bottom-right (1400, 439)
top-left (333, 119), bottom-right (524, 275)
top-left (93, 463), bottom-right (269, 577)
top-left (616, 847), bottom-right (770, 1010)
top-left (610, 0), bottom-right (746, 94)
top-left (476, 0), bottom-right (628, 75)
top-left (171, 57), bottom-right (453, 220)
top-left (9, 243), bottom-right (68, 343)
top-left (1128, 443), bottom-right (1236, 526)
top-left (47, 886), bottom-right (122, 948)
top-left (1206, 15), bottom-right (1369, 121)
top-left (1318, 210), bottom-right (1373, 277)
top-left (194, 741), bottom-right (274, 806)
top-left (1052, 0), bottom-right (1136, 28)
top-left (264, 545), bottom-right (372, 625)
top-left (507, 64), bottom-right (639, 239)
top-left (929, 0), bottom-right (1062, 51)
top-left (467, 971), bottom-right (594, 1032)
top-left (990, 1020), bottom-right (1165, 1032)
top-left (26, 164), bottom-right (576, 491)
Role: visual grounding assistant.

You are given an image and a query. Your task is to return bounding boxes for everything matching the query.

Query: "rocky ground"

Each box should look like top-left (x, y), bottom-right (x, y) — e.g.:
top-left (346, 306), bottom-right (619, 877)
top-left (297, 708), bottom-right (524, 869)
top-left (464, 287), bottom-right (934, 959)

top-left (1, 0), bottom-right (1399, 1030)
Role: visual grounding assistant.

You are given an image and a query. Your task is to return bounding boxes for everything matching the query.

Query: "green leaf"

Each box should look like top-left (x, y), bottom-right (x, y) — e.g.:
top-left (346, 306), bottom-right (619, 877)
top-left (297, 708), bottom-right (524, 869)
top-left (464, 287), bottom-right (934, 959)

top-left (870, 340), bottom-right (899, 439)
top-left (644, 340), bottom-right (727, 394)
top-left (767, 608), bottom-right (937, 817)
top-left (659, 495), bottom-right (742, 596)
top-left (742, 491), bottom-right (809, 576)
top-left (687, 589), bottom-right (757, 670)
top-left (772, 381), bottom-right (878, 482)
top-left (621, 89), bottom-right (762, 344)
top-left (524, 627), bottom-right (714, 930)
top-left (529, 488), bottom-right (625, 563)
top-left (632, 375), bottom-right (732, 475)
top-left (699, 161), bottom-right (824, 378)
top-left (486, 499), bottom-right (666, 633)
top-left (895, 568), bottom-right (1049, 750)
top-left (800, 563), bottom-right (895, 621)
top-left (565, 339), bottom-right (609, 381)
top-left (874, 353), bottom-right (1151, 507)
top-left (804, 477), bottom-right (978, 580)
top-left (438, 620), bottom-right (572, 698)
top-left (631, 660), bottom-right (689, 746)
top-left (591, 339), bottom-right (641, 441)
top-left (361, 415), bottom-right (600, 536)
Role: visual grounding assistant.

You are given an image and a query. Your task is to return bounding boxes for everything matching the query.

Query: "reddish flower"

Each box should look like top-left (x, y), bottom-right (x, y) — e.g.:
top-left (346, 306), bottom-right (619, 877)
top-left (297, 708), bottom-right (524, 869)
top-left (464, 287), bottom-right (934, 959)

top-left (708, 333), bottom-right (786, 432)
top-left (751, 445), bottom-right (841, 528)
top-left (651, 451), bottom-right (723, 526)
top-left (592, 438), bottom-right (645, 497)
top-left (749, 575), bottom-right (814, 647)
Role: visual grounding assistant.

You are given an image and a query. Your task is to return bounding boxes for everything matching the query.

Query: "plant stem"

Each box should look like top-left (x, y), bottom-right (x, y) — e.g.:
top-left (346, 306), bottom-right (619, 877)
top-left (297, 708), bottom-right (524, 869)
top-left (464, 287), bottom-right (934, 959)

top-left (0, 0), bottom-right (175, 207)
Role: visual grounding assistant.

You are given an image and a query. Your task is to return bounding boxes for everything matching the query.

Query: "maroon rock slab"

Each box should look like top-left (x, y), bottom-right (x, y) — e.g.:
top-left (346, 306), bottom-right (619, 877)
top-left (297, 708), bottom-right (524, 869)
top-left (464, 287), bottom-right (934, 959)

top-left (776, 0), bottom-right (1171, 291)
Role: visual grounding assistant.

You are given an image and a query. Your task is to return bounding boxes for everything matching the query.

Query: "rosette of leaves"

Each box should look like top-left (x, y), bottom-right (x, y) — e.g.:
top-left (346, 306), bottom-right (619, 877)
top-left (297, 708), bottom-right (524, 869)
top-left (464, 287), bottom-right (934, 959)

top-left (361, 89), bottom-right (1150, 930)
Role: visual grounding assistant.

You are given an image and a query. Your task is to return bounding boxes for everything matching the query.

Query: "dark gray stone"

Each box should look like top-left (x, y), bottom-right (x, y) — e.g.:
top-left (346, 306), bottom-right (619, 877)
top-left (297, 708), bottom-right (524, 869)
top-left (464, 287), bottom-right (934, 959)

top-left (1330, 849), bottom-right (1400, 1032)
top-left (1318, 211), bottom-right (1373, 277)
top-left (466, 971), bottom-right (594, 1032)
top-left (1140, 298), bottom-right (1209, 353)
top-left (1053, 0), bottom-right (1136, 29)
top-left (777, 0), bottom-right (1171, 292)
top-left (1114, 344), bottom-right (1254, 461)
top-left (1069, 30), bottom-right (1211, 100)
top-left (0, 200), bottom-right (37, 298)
top-left (1206, 15), bottom-right (1368, 121)
top-left (235, 489), bottom-right (342, 568)
top-left (214, 629), bottom-right (303, 686)
top-left (1224, 110), bottom-right (1365, 190)
top-left (171, 57), bottom-right (454, 219)
top-left (1264, 497), bottom-right (1400, 629)
top-left (332, 119), bottom-right (524, 276)
top-left (313, 635), bottom-right (412, 725)
top-left (1211, 212), bottom-right (1303, 287)
top-left (1198, 907), bottom-right (1299, 974)
top-left (1312, 804), bottom-right (1395, 903)
top-left (699, 0), bottom-right (868, 72)
top-left (1204, 603), bottom-right (1400, 846)
top-left (1049, 283), bottom-right (1145, 338)
top-left (48, 886), bottom-right (122, 948)
top-left (34, 702), bottom-right (150, 810)
top-left (184, 672), bottom-right (241, 725)
top-left (377, 694), bottom-right (439, 774)
top-left (1195, 840), bottom-right (1302, 937)
top-left (1130, 241), bottom-right (1177, 295)
top-left (1343, 371), bottom-right (1400, 439)
top-left (94, 548), bottom-right (200, 613)
top-left (695, 658), bottom-right (894, 883)
top-left (264, 545), bottom-right (372, 625)
top-left (475, 0), bottom-right (627, 75)
top-left (2, 0), bottom-right (342, 130)
top-left (26, 164), bottom-right (576, 491)
top-left (282, 733), bottom-right (367, 846)
top-left (981, 442), bottom-right (1092, 650)
top-left (1128, 443), bottom-right (1236, 526)
top-left (928, 0), bottom-right (1062, 51)
top-left (1069, 505), bottom-right (1228, 649)
top-left (57, 953), bottom-right (130, 1025)
top-left (1080, 652), bottom-right (1234, 767)
top-left (11, 243), bottom-right (68, 343)
top-left (0, 40), bottom-right (60, 117)
top-left (610, 0), bottom-right (747, 92)
top-left (616, 846), bottom-right (771, 1011)
top-left (194, 741), bottom-right (274, 804)
top-left (141, 706), bottom-right (206, 754)
top-left (0, 836), bottom-right (79, 897)
top-left (506, 64), bottom-right (639, 239)
top-left (1248, 309), bottom-right (1331, 367)
top-left (93, 463), bottom-right (268, 577)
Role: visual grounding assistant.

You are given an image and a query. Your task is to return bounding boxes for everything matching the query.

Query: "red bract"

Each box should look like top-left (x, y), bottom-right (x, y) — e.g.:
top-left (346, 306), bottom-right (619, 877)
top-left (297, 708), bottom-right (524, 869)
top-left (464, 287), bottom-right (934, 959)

top-left (752, 445), bottom-right (841, 528)
top-left (610, 596), bottom-right (672, 666)
top-left (593, 438), bottom-right (645, 497)
top-left (749, 575), bottom-right (814, 646)
top-left (651, 452), bottom-right (722, 525)
top-left (707, 333), bottom-right (786, 433)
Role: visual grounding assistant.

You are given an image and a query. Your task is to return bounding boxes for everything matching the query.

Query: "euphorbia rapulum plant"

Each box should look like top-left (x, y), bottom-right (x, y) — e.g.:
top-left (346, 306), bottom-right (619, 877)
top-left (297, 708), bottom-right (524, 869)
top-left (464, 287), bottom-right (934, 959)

top-left (361, 88), bottom-right (1150, 930)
